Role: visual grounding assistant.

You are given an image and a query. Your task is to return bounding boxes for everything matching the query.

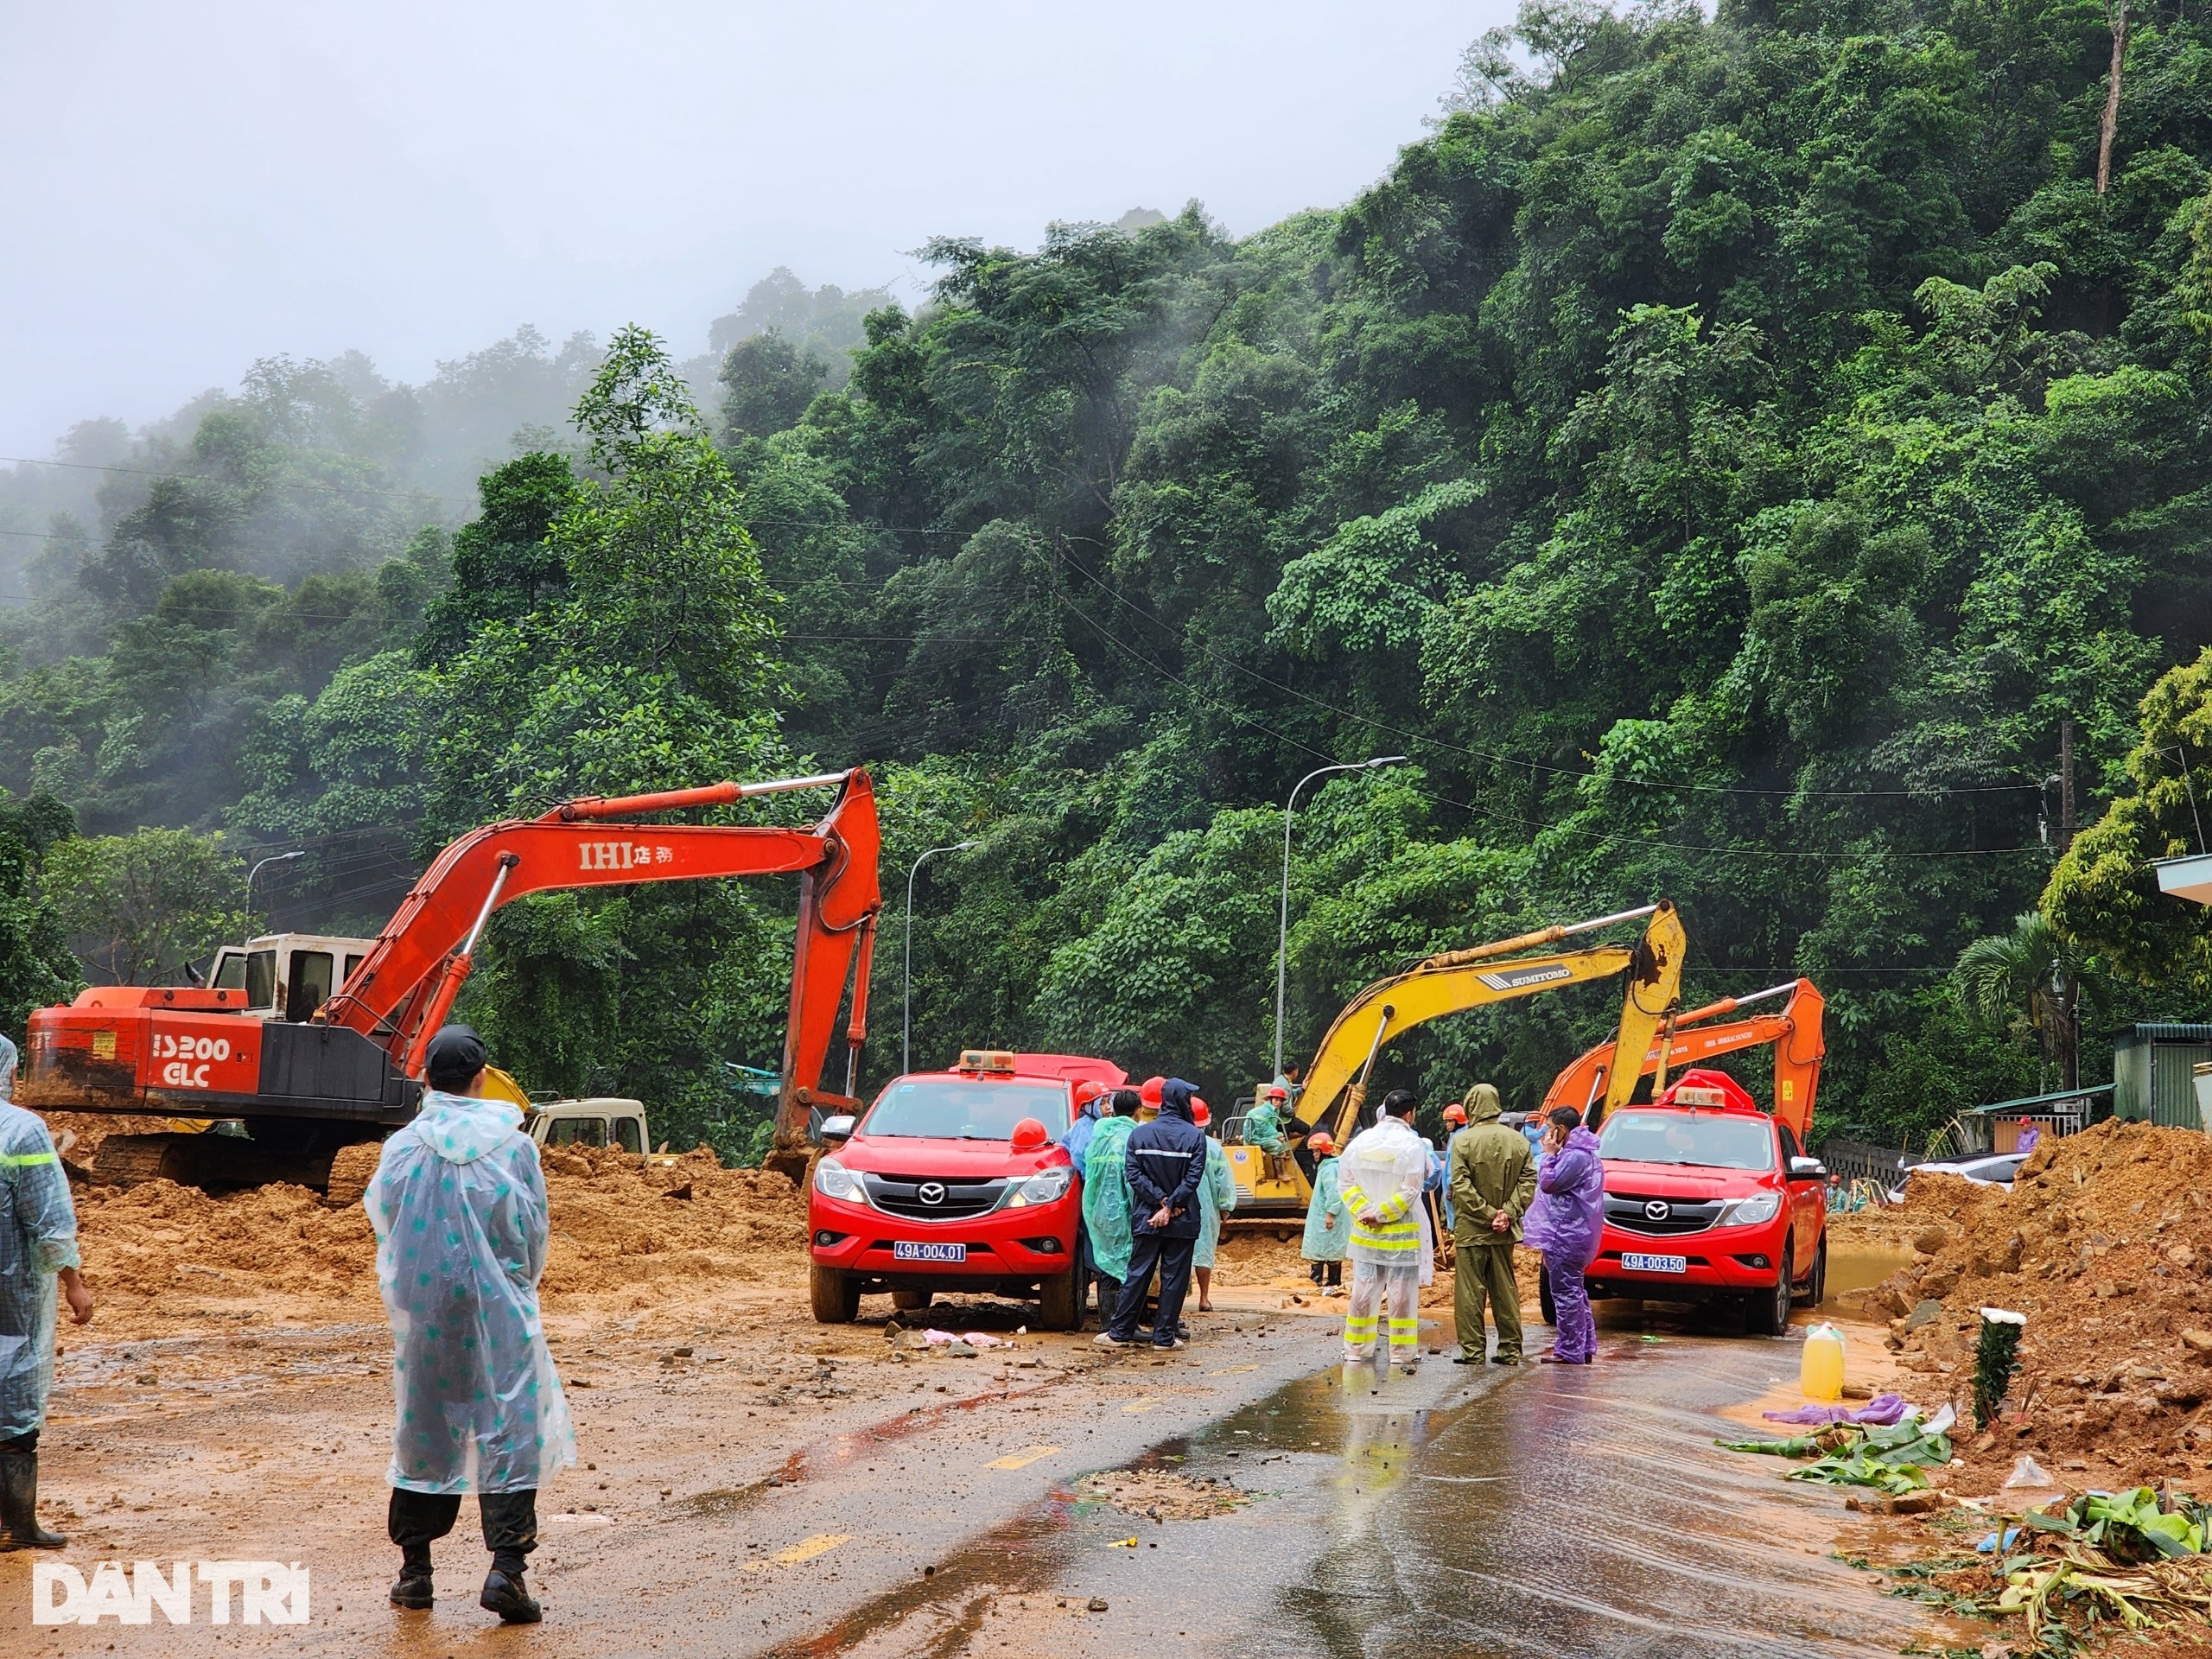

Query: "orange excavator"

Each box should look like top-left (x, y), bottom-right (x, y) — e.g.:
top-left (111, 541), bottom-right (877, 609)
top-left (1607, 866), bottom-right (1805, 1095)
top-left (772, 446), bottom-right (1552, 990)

top-left (1537, 976), bottom-right (1825, 1141)
top-left (22, 770), bottom-right (881, 1188)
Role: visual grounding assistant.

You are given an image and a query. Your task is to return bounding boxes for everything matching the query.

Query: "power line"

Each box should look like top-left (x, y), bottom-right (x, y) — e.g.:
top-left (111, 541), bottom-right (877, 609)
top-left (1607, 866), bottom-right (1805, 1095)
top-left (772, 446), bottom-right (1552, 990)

top-left (1049, 591), bottom-right (2044, 865)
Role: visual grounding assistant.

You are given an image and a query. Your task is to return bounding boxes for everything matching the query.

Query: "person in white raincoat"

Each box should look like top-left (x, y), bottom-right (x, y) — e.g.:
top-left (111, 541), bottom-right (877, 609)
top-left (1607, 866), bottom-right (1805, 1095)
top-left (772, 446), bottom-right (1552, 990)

top-left (1336, 1089), bottom-right (1432, 1386)
top-left (365, 1026), bottom-right (573, 1623)
top-left (0, 1032), bottom-right (93, 1550)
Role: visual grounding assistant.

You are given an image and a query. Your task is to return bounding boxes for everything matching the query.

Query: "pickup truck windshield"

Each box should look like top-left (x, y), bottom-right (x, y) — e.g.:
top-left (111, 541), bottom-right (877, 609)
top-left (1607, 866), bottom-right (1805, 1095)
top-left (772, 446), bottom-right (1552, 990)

top-left (1599, 1110), bottom-right (1776, 1172)
top-left (862, 1079), bottom-right (1068, 1139)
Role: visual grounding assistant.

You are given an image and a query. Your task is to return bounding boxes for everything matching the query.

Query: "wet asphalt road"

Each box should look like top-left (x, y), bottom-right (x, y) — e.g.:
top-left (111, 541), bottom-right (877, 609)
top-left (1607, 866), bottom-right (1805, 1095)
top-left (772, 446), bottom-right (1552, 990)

top-left (9, 1298), bottom-right (1929, 1658)
top-left (773, 1312), bottom-right (1930, 1659)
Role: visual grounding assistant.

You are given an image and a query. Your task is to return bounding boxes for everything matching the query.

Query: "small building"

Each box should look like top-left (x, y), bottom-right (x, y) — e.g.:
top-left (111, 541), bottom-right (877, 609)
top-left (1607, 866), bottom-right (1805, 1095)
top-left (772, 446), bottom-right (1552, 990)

top-left (2112, 1023), bottom-right (2212, 1130)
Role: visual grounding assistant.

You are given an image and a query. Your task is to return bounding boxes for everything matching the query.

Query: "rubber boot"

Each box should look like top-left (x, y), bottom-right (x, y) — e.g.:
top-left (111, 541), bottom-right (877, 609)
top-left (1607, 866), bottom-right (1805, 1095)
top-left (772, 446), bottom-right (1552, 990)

top-left (480, 1556), bottom-right (541, 1624)
top-left (0, 1448), bottom-right (66, 1551)
top-left (389, 1542), bottom-right (433, 1608)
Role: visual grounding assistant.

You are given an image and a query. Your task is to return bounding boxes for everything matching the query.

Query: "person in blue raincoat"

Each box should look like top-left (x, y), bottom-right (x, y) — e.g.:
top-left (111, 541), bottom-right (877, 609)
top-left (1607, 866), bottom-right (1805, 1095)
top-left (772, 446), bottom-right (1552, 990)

top-left (365, 1026), bottom-right (574, 1624)
top-left (1190, 1101), bottom-right (1237, 1313)
top-left (1300, 1130), bottom-right (1348, 1290)
top-left (1059, 1082), bottom-right (1112, 1314)
top-left (1079, 1090), bottom-right (1141, 1317)
top-left (0, 1032), bottom-right (93, 1551)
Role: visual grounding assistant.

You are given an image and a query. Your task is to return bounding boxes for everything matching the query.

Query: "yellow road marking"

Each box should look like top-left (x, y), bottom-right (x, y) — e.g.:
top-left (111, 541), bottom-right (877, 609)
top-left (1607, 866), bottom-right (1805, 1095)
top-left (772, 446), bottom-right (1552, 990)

top-left (1122, 1396), bottom-right (1160, 1414)
top-left (984, 1445), bottom-right (1060, 1470)
top-left (741, 1533), bottom-right (850, 1571)
top-left (1206, 1364), bottom-right (1256, 1376)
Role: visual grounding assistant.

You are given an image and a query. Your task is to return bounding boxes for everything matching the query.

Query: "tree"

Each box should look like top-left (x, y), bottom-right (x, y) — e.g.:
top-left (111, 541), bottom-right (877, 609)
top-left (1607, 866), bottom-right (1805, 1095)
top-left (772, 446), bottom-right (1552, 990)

top-left (0, 791), bottom-right (80, 1038)
top-left (1952, 912), bottom-right (2092, 1091)
top-left (41, 829), bottom-right (249, 985)
top-left (719, 330), bottom-right (827, 442)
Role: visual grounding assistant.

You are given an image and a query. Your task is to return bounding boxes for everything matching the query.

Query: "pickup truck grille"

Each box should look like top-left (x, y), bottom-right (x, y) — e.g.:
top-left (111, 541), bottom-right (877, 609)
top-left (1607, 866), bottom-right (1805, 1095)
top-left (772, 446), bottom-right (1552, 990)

top-left (861, 1173), bottom-right (1007, 1221)
top-left (1605, 1193), bottom-right (1726, 1236)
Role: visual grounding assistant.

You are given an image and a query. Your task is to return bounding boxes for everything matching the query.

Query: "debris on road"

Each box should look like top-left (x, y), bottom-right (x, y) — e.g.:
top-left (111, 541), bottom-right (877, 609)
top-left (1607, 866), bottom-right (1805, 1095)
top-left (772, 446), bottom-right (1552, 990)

top-left (1075, 1468), bottom-right (1252, 1520)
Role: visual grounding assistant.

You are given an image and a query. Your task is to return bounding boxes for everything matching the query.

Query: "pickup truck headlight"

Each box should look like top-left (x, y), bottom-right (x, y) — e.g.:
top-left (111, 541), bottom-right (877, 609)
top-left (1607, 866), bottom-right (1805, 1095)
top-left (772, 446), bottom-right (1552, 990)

top-left (1013, 1167), bottom-right (1072, 1205)
top-left (812, 1157), bottom-right (864, 1203)
top-left (1715, 1192), bottom-right (1780, 1228)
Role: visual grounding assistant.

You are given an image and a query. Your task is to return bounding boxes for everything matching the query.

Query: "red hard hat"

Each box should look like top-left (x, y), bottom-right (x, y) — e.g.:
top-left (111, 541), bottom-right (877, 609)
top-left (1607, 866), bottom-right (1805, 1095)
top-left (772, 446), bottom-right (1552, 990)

top-left (1307, 1130), bottom-right (1335, 1155)
top-left (1140, 1076), bottom-right (1166, 1107)
top-left (1009, 1117), bottom-right (1049, 1152)
top-left (1261, 1084), bottom-right (1287, 1101)
top-left (1193, 1101), bottom-right (1211, 1127)
top-left (1443, 1103), bottom-right (1467, 1125)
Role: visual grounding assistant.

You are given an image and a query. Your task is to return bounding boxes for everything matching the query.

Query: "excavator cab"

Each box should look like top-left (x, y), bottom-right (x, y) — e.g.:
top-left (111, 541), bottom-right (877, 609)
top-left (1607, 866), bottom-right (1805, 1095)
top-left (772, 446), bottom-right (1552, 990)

top-left (206, 934), bottom-right (378, 1023)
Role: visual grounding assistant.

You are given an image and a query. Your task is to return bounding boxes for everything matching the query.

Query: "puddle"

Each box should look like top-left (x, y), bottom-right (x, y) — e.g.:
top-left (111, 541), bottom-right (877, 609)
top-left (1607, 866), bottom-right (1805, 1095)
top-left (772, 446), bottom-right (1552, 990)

top-left (789, 1309), bottom-right (1940, 1658)
top-left (1824, 1244), bottom-right (1914, 1300)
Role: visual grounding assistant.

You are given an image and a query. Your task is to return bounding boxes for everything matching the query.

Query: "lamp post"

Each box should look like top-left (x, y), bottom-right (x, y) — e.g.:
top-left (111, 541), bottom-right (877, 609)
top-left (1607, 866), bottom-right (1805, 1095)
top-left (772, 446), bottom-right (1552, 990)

top-left (246, 850), bottom-right (305, 918)
top-left (1273, 756), bottom-right (1407, 1082)
top-left (905, 840), bottom-right (981, 1073)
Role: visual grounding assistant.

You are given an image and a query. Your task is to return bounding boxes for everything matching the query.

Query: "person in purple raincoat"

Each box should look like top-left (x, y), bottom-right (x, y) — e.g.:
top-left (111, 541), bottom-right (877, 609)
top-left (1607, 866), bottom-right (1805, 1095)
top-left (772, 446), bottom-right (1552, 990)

top-left (1522, 1106), bottom-right (1605, 1364)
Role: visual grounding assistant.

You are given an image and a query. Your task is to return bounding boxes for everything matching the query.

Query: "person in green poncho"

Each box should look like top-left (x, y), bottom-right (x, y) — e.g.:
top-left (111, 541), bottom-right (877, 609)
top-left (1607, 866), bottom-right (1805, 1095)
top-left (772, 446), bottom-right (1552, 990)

top-left (1080, 1090), bottom-right (1141, 1314)
top-left (1191, 1101), bottom-right (1237, 1312)
top-left (1300, 1130), bottom-right (1347, 1290)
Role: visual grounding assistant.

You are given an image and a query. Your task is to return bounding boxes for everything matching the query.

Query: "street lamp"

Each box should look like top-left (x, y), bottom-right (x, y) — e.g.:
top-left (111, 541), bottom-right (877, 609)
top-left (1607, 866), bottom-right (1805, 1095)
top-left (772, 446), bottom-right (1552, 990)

top-left (246, 850), bottom-right (306, 918)
top-left (1273, 756), bottom-right (1407, 1081)
top-left (905, 840), bottom-right (982, 1073)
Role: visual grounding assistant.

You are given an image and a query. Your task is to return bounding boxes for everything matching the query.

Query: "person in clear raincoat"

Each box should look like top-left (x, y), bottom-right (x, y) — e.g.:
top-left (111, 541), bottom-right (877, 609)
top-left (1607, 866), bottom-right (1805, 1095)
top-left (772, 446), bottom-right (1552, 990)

top-left (1300, 1131), bottom-right (1347, 1290)
top-left (365, 1026), bottom-right (573, 1624)
top-left (1079, 1090), bottom-right (1141, 1318)
top-left (1337, 1089), bottom-right (1433, 1384)
top-left (1190, 1101), bottom-right (1237, 1312)
top-left (0, 1032), bottom-right (93, 1551)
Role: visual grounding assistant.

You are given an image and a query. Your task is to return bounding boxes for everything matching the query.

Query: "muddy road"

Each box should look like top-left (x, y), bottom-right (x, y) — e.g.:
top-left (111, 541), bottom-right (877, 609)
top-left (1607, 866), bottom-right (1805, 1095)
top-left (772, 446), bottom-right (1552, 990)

top-left (3, 1274), bottom-right (1936, 1659)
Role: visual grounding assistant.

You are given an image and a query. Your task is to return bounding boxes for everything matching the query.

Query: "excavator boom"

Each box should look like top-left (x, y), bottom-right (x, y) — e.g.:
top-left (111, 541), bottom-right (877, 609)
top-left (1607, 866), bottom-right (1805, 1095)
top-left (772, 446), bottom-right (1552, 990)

top-left (1539, 976), bottom-right (1825, 1141)
top-left (1304, 900), bottom-right (1687, 1149)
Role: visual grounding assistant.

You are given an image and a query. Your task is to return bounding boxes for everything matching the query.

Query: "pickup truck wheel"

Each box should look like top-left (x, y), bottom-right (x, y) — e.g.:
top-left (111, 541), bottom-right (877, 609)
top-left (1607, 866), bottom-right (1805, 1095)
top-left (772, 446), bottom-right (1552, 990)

top-left (810, 1264), bottom-right (860, 1324)
top-left (1745, 1243), bottom-right (1792, 1337)
top-left (891, 1288), bottom-right (933, 1312)
top-left (1037, 1267), bottom-right (1083, 1332)
top-left (1538, 1262), bottom-right (1556, 1325)
top-left (1798, 1236), bottom-right (1827, 1307)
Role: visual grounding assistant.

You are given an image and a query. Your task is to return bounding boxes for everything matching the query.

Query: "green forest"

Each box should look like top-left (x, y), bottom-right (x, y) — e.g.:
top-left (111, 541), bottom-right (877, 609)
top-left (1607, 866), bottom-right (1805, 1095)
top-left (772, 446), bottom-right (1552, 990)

top-left (9, 0), bottom-right (2212, 1161)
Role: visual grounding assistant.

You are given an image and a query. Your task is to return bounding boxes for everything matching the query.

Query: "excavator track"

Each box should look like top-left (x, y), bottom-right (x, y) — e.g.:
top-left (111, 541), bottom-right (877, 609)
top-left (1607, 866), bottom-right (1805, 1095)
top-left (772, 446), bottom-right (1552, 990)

top-left (89, 1131), bottom-right (348, 1194)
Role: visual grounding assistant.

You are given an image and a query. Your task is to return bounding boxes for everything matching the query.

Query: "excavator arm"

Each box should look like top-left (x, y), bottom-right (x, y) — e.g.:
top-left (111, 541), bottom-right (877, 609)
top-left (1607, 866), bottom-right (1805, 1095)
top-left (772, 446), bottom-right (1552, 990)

top-left (1303, 900), bottom-right (1686, 1147)
top-left (1539, 976), bottom-right (1825, 1142)
top-left (327, 769), bottom-right (881, 1152)
top-left (27, 771), bottom-right (882, 1171)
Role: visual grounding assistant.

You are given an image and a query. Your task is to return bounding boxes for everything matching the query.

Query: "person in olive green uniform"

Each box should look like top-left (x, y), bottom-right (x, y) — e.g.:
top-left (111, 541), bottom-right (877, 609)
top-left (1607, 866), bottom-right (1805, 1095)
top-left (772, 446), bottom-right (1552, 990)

top-left (1447, 1082), bottom-right (1535, 1365)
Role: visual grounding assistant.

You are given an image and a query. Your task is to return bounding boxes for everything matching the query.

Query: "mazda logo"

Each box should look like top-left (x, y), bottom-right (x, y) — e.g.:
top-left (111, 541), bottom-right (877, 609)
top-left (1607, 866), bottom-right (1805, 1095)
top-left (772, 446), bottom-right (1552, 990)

top-left (1643, 1199), bottom-right (1672, 1222)
top-left (918, 1182), bottom-right (946, 1206)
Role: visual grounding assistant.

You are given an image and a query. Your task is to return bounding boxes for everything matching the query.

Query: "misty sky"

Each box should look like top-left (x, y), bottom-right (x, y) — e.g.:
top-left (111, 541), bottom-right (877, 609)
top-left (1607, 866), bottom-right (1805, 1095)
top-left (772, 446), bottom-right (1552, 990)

top-left (0, 1), bottom-right (1515, 457)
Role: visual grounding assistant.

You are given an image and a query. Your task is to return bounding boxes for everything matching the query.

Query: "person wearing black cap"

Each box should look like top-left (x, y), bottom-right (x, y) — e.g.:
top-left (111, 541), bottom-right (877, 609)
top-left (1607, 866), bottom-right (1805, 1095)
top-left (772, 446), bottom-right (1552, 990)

top-left (365, 1025), bottom-right (575, 1624)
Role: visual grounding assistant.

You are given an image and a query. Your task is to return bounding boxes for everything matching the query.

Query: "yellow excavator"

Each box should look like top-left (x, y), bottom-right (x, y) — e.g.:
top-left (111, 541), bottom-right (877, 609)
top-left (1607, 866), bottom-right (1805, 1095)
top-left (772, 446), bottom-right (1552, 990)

top-left (1224, 900), bottom-right (1686, 1224)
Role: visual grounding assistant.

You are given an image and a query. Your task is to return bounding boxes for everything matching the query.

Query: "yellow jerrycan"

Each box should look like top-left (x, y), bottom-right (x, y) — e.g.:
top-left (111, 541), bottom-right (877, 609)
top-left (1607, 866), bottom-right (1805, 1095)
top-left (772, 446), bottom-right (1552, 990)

top-left (1800, 1321), bottom-right (1846, 1402)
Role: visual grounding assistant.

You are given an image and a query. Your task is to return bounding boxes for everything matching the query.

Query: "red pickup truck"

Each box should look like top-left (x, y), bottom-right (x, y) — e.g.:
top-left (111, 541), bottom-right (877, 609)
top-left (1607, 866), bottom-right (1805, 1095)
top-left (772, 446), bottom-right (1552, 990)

top-left (805, 1049), bottom-right (1124, 1329)
top-left (1582, 1068), bottom-right (1829, 1335)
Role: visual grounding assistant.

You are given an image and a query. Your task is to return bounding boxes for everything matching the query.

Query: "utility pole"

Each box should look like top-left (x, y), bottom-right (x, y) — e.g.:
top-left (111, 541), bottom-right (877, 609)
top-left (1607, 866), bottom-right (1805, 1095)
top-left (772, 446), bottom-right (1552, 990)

top-left (2058, 717), bottom-right (2079, 1090)
top-left (2060, 717), bottom-right (2076, 853)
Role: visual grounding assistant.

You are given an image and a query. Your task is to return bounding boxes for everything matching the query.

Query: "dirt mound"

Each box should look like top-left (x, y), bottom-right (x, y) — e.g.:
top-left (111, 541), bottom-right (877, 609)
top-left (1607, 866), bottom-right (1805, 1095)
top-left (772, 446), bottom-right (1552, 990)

top-left (535, 1144), bottom-right (807, 1294)
top-left (71, 1140), bottom-right (811, 1314)
top-left (1838, 1118), bottom-right (2212, 1490)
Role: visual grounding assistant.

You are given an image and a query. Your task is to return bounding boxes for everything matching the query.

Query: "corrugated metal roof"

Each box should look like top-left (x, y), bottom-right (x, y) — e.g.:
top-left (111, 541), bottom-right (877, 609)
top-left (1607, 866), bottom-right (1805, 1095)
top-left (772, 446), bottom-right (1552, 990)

top-left (1969, 1084), bottom-right (2114, 1115)
top-left (2112, 1024), bottom-right (2212, 1042)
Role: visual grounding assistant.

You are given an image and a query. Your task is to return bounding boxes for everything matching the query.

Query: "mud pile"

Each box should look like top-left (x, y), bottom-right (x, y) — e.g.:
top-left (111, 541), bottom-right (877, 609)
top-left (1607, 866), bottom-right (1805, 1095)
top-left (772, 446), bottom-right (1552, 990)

top-left (1839, 1119), bottom-right (2212, 1486)
top-left (69, 1140), bottom-right (810, 1313)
